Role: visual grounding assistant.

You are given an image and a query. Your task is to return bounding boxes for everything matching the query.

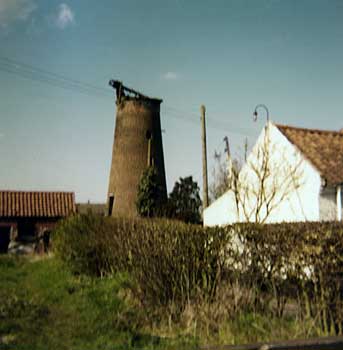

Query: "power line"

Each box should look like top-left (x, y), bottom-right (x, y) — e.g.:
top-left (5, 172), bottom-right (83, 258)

top-left (0, 62), bottom-right (112, 99)
top-left (163, 105), bottom-right (199, 118)
top-left (0, 56), bottom-right (112, 95)
top-left (0, 65), bottom-right (111, 100)
top-left (0, 55), bottom-right (254, 136)
top-left (162, 108), bottom-right (228, 133)
top-left (162, 108), bottom-right (252, 136)
top-left (163, 104), bottom-right (254, 136)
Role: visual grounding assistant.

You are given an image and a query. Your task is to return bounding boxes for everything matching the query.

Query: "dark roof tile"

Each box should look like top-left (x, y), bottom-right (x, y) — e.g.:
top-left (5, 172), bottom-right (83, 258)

top-left (276, 124), bottom-right (343, 185)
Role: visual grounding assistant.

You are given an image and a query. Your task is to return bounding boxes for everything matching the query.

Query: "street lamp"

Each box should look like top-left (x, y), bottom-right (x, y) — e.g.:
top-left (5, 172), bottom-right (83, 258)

top-left (253, 104), bottom-right (269, 122)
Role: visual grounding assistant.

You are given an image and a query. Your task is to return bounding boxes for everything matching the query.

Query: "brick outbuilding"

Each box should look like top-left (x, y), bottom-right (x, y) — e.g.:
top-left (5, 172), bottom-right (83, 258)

top-left (0, 191), bottom-right (76, 253)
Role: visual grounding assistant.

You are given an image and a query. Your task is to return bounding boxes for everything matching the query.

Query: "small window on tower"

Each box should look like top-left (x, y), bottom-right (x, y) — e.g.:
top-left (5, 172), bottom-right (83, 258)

top-left (146, 130), bottom-right (152, 140)
top-left (108, 195), bottom-right (114, 216)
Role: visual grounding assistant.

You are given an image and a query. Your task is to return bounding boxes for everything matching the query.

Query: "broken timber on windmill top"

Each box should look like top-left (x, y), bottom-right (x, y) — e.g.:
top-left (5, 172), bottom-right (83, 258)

top-left (107, 80), bottom-right (167, 217)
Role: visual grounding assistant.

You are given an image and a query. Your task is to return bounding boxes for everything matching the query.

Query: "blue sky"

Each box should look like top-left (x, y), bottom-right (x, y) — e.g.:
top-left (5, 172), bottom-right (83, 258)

top-left (0, 0), bottom-right (342, 202)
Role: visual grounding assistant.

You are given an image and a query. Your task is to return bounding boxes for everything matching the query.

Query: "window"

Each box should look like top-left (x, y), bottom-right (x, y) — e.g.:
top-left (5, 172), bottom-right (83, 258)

top-left (108, 194), bottom-right (114, 216)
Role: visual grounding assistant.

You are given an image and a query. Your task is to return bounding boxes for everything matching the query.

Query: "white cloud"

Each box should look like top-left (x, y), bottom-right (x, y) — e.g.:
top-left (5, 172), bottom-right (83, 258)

top-left (55, 3), bottom-right (74, 29)
top-left (0, 0), bottom-right (36, 27)
top-left (162, 72), bottom-right (179, 81)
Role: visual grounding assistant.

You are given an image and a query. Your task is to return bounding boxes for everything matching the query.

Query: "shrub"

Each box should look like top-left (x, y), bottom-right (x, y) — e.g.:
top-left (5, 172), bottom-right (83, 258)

top-left (136, 166), bottom-right (166, 218)
top-left (230, 222), bottom-right (343, 332)
top-left (168, 176), bottom-right (202, 224)
top-left (53, 215), bottom-right (343, 331)
top-left (126, 220), bottom-right (232, 310)
top-left (53, 214), bottom-right (119, 276)
top-left (53, 215), bottom-right (232, 312)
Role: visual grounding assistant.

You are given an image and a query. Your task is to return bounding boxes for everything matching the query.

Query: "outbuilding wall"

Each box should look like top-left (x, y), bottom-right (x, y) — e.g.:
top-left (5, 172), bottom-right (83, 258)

top-left (319, 186), bottom-right (337, 221)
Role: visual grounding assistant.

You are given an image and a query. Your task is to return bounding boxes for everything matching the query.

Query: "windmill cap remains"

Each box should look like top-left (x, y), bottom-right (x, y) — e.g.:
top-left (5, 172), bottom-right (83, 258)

top-left (109, 80), bottom-right (162, 104)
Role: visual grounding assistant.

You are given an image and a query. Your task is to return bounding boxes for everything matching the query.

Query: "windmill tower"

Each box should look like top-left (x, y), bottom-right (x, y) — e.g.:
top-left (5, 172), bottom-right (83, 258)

top-left (107, 80), bottom-right (167, 217)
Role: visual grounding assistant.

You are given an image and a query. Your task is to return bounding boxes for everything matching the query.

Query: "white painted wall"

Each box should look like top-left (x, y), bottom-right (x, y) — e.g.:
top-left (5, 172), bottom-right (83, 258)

top-left (319, 186), bottom-right (337, 221)
top-left (337, 185), bottom-right (343, 221)
top-left (203, 191), bottom-right (237, 226)
top-left (204, 122), bottom-right (322, 226)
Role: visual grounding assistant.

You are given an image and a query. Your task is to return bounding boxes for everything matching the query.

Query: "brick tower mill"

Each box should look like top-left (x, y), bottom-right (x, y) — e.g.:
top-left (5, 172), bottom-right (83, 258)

top-left (107, 80), bottom-right (167, 217)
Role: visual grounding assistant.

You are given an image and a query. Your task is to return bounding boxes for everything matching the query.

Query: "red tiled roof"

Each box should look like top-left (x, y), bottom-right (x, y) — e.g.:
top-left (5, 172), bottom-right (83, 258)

top-left (276, 124), bottom-right (343, 185)
top-left (0, 191), bottom-right (76, 218)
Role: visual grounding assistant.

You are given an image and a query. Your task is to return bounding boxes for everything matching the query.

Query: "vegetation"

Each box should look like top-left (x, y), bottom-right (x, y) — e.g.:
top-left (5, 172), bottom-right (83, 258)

top-left (209, 128), bottom-right (304, 223)
top-left (136, 171), bottom-right (202, 224)
top-left (54, 215), bottom-right (343, 339)
top-left (168, 176), bottom-right (202, 224)
top-left (53, 215), bottom-right (221, 309)
top-left (0, 254), bottom-right (198, 350)
top-left (3, 216), bottom-right (343, 348)
top-left (136, 166), bottom-right (165, 218)
top-left (209, 150), bottom-right (241, 203)
top-left (0, 255), bottom-right (314, 349)
top-left (228, 126), bottom-right (304, 223)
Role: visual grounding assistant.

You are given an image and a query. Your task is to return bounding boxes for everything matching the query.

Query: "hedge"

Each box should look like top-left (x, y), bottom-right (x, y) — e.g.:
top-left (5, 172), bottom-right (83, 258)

top-left (53, 216), bottom-right (343, 332)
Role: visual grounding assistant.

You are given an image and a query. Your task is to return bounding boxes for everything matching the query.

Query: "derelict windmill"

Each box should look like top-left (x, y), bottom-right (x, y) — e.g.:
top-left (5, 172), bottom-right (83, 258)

top-left (107, 80), bottom-right (167, 217)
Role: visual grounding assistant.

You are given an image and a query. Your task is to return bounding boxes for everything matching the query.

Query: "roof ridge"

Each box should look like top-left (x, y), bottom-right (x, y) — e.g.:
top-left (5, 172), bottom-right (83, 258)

top-left (275, 123), bottom-right (343, 136)
top-left (0, 190), bottom-right (74, 194)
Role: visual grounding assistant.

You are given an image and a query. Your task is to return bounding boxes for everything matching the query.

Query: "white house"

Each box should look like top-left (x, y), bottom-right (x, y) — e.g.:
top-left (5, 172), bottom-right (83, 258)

top-left (204, 122), bottom-right (343, 226)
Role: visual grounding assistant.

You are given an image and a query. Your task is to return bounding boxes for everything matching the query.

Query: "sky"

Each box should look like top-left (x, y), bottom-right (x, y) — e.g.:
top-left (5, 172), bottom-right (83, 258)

top-left (0, 0), bottom-right (342, 203)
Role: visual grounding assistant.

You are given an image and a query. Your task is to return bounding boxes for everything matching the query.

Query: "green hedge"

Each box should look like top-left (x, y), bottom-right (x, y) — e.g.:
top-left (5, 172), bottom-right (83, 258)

top-left (232, 222), bottom-right (343, 332)
top-left (53, 216), bottom-right (343, 331)
top-left (53, 215), bottom-right (231, 310)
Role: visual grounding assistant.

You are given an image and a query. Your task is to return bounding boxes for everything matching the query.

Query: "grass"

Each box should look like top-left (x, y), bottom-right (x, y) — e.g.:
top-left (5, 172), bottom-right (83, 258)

top-left (152, 305), bottom-right (312, 347)
top-left (0, 255), bottom-right (323, 350)
top-left (0, 255), bottom-right (196, 350)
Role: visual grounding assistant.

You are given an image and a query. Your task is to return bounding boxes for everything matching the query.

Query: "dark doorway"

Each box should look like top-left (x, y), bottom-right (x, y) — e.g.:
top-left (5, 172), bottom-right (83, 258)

top-left (43, 230), bottom-right (51, 253)
top-left (18, 221), bottom-right (36, 242)
top-left (0, 226), bottom-right (11, 253)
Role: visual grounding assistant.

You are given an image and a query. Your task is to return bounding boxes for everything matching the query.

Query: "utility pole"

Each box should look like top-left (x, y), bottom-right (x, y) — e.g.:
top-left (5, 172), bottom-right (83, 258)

top-left (244, 137), bottom-right (248, 162)
top-left (201, 105), bottom-right (209, 209)
top-left (223, 136), bottom-right (233, 181)
top-left (223, 136), bottom-right (230, 159)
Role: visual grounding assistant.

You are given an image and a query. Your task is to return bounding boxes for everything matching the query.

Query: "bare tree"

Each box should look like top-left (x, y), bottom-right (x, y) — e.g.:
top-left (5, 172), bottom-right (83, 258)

top-left (209, 151), bottom-right (230, 203)
top-left (209, 150), bottom-right (241, 203)
top-left (229, 125), bottom-right (304, 224)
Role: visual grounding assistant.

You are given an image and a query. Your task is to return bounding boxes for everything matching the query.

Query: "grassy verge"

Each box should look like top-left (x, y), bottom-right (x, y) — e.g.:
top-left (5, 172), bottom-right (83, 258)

top-left (0, 255), bottom-right (326, 349)
top-left (0, 255), bottom-right (195, 350)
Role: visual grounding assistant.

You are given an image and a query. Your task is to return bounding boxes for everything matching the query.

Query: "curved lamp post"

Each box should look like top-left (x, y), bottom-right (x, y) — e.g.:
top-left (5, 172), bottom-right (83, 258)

top-left (253, 104), bottom-right (269, 122)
